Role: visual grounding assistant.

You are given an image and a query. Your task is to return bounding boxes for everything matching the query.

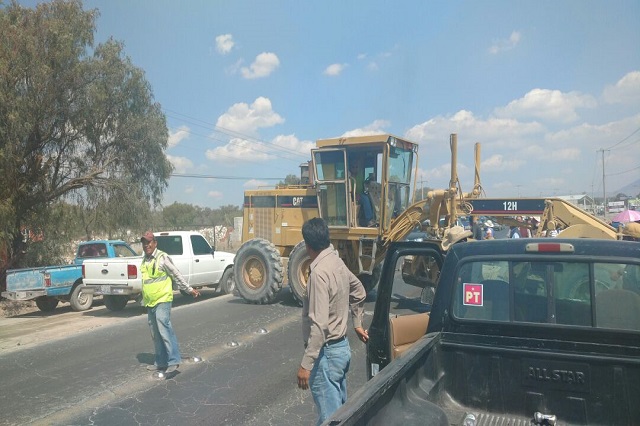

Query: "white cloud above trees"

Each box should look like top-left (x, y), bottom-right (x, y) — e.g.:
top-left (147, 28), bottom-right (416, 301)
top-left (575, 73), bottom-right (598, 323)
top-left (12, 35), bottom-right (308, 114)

top-left (241, 52), bottom-right (280, 79)
top-left (215, 34), bottom-right (234, 55)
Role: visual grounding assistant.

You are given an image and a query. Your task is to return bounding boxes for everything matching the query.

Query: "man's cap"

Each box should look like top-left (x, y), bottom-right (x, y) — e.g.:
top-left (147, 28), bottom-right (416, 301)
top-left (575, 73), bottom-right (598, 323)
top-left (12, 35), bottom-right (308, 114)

top-left (441, 225), bottom-right (473, 251)
top-left (140, 231), bottom-right (155, 242)
top-left (484, 220), bottom-right (494, 228)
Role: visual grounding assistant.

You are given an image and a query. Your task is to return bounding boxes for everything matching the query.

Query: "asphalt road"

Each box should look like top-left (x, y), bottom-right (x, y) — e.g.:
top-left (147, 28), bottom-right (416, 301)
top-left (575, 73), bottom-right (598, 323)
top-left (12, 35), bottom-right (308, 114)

top-left (0, 288), bottom-right (376, 426)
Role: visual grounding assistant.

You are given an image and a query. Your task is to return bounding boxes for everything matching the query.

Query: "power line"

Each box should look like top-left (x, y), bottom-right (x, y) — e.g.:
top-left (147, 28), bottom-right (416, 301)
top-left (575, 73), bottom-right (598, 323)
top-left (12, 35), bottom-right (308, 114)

top-left (163, 108), bottom-right (311, 160)
top-left (171, 173), bottom-right (285, 180)
top-left (605, 126), bottom-right (640, 150)
top-left (606, 164), bottom-right (640, 177)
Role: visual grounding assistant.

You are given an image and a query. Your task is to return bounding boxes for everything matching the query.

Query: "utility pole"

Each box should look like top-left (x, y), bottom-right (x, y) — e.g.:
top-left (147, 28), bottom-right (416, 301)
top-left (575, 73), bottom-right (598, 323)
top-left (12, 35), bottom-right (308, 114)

top-left (598, 149), bottom-right (609, 217)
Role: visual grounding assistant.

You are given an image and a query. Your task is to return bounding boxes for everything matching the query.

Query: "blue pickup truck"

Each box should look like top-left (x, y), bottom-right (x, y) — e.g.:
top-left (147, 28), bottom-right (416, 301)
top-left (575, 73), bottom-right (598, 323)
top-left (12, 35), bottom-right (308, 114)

top-left (2, 240), bottom-right (137, 312)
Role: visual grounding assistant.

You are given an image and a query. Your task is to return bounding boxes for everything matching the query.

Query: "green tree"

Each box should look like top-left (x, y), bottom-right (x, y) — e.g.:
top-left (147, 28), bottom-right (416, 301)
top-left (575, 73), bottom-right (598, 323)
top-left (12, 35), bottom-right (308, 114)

top-left (279, 174), bottom-right (301, 186)
top-left (162, 202), bottom-right (198, 229)
top-left (0, 1), bottom-right (172, 289)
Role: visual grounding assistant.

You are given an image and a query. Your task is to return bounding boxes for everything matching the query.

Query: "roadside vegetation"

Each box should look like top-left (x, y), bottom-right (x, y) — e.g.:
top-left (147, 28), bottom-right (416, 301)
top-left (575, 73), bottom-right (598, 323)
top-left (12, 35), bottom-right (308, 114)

top-left (0, 1), bottom-right (240, 293)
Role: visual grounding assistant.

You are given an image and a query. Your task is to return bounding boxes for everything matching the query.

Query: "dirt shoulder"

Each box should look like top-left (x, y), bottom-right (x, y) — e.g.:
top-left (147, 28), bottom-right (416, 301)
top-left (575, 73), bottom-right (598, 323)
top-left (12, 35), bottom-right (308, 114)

top-left (0, 298), bottom-right (144, 356)
top-left (0, 290), bottom-right (224, 356)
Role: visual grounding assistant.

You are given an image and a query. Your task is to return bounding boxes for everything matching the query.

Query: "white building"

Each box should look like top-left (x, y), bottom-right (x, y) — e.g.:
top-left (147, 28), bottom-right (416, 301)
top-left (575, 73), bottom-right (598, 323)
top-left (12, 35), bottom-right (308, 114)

top-left (554, 195), bottom-right (595, 213)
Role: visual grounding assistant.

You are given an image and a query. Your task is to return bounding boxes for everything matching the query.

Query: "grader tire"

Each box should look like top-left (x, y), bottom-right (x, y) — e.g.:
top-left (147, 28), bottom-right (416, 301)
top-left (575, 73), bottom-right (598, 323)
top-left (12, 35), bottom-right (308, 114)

top-left (234, 238), bottom-right (283, 304)
top-left (359, 262), bottom-right (382, 293)
top-left (287, 241), bottom-right (311, 306)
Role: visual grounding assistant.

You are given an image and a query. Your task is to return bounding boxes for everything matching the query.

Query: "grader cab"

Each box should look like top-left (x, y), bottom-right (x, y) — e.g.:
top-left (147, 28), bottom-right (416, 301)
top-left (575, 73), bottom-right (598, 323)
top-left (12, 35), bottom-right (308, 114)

top-left (234, 134), bottom-right (422, 305)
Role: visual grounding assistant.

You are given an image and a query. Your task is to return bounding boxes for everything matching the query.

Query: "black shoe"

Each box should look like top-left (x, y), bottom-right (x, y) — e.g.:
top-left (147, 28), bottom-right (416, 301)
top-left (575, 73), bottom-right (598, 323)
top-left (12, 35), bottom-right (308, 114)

top-left (146, 365), bottom-right (166, 371)
top-left (165, 364), bottom-right (179, 374)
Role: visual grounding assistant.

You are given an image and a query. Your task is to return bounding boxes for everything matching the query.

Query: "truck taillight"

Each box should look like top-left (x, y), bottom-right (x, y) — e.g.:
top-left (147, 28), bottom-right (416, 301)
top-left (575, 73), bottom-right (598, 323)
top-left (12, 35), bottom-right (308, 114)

top-left (44, 273), bottom-right (51, 287)
top-left (525, 243), bottom-right (575, 253)
top-left (127, 264), bottom-right (137, 279)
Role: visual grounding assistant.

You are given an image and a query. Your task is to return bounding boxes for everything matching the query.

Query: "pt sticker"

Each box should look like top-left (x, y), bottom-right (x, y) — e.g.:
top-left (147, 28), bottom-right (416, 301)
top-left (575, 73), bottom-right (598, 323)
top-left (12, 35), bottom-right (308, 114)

top-left (463, 283), bottom-right (483, 306)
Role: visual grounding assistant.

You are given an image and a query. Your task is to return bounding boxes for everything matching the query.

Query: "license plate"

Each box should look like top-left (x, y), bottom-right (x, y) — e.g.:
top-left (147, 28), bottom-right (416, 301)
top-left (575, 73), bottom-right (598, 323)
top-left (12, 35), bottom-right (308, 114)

top-left (101, 285), bottom-right (110, 294)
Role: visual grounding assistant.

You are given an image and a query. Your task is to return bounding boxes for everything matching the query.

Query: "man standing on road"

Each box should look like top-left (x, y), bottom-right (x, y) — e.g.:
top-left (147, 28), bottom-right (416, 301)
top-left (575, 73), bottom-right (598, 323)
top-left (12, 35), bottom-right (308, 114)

top-left (296, 218), bottom-right (368, 425)
top-left (140, 231), bottom-right (200, 375)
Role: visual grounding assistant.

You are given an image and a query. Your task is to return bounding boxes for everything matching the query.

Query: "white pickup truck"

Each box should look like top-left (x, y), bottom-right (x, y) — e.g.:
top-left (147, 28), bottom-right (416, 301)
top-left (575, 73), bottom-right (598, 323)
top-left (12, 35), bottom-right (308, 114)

top-left (81, 231), bottom-right (235, 311)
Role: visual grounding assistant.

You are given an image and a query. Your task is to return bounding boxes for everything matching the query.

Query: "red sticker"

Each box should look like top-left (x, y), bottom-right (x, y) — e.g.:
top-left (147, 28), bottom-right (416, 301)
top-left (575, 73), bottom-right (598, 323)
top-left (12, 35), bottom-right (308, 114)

top-left (463, 283), bottom-right (483, 306)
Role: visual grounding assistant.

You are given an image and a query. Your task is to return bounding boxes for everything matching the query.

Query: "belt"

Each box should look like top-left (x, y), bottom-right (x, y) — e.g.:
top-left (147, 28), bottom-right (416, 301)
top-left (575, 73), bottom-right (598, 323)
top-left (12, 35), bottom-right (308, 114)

top-left (325, 336), bottom-right (346, 346)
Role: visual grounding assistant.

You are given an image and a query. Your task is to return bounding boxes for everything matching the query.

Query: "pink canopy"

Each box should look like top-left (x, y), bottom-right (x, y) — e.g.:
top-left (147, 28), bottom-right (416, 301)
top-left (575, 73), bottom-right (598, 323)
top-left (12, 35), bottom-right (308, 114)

top-left (611, 209), bottom-right (640, 223)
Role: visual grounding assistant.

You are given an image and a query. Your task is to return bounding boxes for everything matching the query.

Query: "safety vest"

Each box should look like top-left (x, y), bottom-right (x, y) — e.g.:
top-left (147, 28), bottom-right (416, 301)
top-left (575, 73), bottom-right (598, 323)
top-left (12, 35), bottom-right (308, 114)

top-left (141, 250), bottom-right (173, 307)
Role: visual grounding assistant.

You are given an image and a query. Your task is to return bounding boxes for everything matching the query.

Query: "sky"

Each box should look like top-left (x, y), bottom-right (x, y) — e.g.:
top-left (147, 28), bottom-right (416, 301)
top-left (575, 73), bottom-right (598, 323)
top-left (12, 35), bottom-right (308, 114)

top-left (20, 1), bottom-right (640, 208)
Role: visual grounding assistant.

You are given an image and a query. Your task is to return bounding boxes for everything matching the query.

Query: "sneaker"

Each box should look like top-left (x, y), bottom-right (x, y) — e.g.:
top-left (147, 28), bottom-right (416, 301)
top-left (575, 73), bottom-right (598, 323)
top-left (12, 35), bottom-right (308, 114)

top-left (146, 365), bottom-right (166, 371)
top-left (165, 364), bottom-right (179, 374)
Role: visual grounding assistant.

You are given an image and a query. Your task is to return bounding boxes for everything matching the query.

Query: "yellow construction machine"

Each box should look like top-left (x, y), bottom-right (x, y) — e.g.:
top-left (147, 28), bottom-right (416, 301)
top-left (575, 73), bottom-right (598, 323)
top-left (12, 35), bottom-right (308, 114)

top-left (233, 133), bottom-right (621, 305)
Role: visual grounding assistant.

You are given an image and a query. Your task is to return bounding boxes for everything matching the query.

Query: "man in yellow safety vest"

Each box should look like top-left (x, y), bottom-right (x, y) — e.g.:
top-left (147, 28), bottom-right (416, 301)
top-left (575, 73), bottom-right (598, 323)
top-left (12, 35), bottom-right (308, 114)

top-left (140, 231), bottom-right (200, 375)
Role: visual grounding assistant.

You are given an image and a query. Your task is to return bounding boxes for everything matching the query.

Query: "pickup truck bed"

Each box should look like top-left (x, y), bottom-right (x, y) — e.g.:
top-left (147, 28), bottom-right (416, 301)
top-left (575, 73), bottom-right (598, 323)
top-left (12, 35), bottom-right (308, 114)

top-left (350, 330), bottom-right (640, 426)
top-left (329, 238), bottom-right (640, 426)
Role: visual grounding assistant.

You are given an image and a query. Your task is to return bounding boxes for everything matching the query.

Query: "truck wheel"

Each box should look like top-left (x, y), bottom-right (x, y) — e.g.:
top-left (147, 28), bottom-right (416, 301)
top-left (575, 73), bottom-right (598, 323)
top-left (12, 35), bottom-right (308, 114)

top-left (35, 296), bottom-right (59, 312)
top-left (69, 283), bottom-right (93, 312)
top-left (288, 241), bottom-right (311, 306)
top-left (220, 268), bottom-right (235, 295)
top-left (104, 295), bottom-right (129, 311)
top-left (234, 238), bottom-right (283, 304)
top-left (359, 262), bottom-right (382, 293)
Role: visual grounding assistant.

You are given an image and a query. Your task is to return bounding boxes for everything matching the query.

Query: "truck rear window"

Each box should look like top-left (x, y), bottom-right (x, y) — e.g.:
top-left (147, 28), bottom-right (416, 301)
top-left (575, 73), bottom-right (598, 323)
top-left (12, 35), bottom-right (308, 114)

top-left (155, 236), bottom-right (184, 255)
top-left (77, 243), bottom-right (107, 258)
top-left (452, 260), bottom-right (640, 332)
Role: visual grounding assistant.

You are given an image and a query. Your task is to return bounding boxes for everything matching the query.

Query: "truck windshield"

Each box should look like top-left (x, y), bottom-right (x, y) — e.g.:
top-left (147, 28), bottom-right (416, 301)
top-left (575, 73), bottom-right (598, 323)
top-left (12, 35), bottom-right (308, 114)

top-left (453, 259), bottom-right (640, 332)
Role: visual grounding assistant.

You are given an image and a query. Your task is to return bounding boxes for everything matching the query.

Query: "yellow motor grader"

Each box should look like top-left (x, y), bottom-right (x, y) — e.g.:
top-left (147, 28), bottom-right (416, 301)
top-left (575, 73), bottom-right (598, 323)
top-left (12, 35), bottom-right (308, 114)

top-left (233, 133), bottom-right (621, 305)
top-left (234, 133), bottom-right (438, 304)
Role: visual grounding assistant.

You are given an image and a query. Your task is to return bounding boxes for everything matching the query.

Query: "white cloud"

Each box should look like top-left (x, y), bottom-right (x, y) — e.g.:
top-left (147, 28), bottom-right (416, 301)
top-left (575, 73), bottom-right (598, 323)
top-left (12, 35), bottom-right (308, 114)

top-left (206, 137), bottom-right (275, 162)
top-left (603, 71), bottom-right (640, 104)
top-left (271, 134), bottom-right (315, 156)
top-left (168, 125), bottom-right (190, 148)
top-left (166, 155), bottom-right (193, 174)
top-left (206, 133), bottom-right (314, 163)
top-left (208, 191), bottom-right (223, 199)
top-left (241, 52), bottom-right (280, 79)
top-left (494, 89), bottom-right (597, 123)
top-left (341, 120), bottom-right (391, 137)
top-left (323, 63), bottom-right (347, 76)
top-left (185, 186), bottom-right (194, 194)
top-left (216, 96), bottom-right (284, 136)
top-left (244, 179), bottom-right (270, 188)
top-left (489, 30), bottom-right (522, 54)
top-left (405, 110), bottom-right (543, 147)
top-left (215, 34), bottom-right (234, 55)
top-left (481, 154), bottom-right (525, 172)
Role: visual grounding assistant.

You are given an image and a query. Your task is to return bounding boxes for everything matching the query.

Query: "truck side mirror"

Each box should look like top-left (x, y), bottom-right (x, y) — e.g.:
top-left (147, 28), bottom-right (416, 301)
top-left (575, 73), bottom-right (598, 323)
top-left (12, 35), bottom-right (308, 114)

top-left (421, 287), bottom-right (435, 305)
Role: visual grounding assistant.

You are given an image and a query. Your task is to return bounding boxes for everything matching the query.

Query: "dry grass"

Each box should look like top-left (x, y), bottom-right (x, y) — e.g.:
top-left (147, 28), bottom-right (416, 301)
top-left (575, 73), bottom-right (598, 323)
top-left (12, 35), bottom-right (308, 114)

top-left (0, 300), bottom-right (39, 318)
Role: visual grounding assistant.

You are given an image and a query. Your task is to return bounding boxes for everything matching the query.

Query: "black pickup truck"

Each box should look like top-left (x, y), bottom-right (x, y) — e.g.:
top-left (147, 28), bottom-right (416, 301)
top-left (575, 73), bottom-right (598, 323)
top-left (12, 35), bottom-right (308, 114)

top-left (327, 238), bottom-right (640, 425)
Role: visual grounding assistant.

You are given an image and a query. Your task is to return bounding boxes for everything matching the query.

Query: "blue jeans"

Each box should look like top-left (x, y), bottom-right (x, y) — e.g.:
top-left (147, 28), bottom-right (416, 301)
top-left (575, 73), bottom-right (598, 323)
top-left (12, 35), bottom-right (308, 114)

top-left (309, 338), bottom-right (351, 425)
top-left (147, 302), bottom-right (181, 368)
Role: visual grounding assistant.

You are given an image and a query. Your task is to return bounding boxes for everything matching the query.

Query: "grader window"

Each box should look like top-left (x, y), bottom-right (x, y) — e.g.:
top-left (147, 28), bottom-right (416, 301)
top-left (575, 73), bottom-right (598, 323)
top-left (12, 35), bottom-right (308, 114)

top-left (314, 149), bottom-right (349, 227)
